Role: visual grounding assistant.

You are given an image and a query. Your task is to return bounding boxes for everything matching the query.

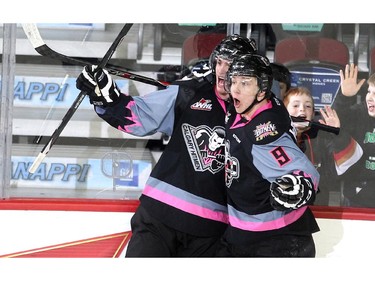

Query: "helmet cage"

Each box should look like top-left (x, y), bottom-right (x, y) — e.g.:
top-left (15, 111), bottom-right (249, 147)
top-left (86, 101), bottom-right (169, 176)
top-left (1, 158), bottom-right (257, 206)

top-left (224, 54), bottom-right (273, 95)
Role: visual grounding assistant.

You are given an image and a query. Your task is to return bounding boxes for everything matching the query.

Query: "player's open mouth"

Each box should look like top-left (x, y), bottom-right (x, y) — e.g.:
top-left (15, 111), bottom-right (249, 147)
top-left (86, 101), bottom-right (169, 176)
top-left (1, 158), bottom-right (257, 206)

top-left (217, 77), bottom-right (225, 87)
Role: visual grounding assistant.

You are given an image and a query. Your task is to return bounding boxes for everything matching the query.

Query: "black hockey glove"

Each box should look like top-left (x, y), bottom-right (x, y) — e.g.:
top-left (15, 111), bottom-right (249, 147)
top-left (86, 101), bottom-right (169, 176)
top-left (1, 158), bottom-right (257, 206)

top-left (270, 172), bottom-right (314, 211)
top-left (76, 65), bottom-right (97, 93)
top-left (76, 65), bottom-right (121, 106)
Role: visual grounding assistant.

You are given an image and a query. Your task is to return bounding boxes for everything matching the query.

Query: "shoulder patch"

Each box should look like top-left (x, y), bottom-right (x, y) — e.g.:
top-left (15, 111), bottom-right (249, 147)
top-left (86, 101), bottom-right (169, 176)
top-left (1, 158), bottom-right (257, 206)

top-left (253, 121), bottom-right (278, 141)
top-left (191, 98), bottom-right (213, 111)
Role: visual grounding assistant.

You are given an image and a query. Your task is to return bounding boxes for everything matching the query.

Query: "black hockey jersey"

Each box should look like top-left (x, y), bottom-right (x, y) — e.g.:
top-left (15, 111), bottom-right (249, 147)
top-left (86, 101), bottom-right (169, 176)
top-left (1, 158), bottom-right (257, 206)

top-left (224, 95), bottom-right (320, 245)
top-left (94, 76), bottom-right (229, 236)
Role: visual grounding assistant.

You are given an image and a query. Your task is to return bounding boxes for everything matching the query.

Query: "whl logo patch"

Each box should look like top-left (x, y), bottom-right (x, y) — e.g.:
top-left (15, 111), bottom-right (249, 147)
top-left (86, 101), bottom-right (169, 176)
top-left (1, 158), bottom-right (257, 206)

top-left (191, 98), bottom-right (212, 111)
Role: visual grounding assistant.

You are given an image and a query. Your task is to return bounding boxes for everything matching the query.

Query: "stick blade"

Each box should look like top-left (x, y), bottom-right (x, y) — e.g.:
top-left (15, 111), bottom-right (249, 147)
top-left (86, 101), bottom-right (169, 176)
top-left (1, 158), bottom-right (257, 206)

top-left (22, 23), bottom-right (45, 49)
top-left (28, 152), bottom-right (47, 174)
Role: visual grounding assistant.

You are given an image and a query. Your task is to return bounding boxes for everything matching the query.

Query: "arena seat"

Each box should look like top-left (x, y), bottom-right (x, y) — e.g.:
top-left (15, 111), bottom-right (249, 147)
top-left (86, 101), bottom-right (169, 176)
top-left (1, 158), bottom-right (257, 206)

top-left (273, 36), bottom-right (350, 111)
top-left (181, 32), bottom-right (227, 68)
top-left (274, 36), bottom-right (349, 68)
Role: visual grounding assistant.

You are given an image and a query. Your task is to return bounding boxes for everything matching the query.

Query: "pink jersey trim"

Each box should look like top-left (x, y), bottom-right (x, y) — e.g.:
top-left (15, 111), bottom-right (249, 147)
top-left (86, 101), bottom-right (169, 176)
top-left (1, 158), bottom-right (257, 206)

top-left (143, 185), bottom-right (229, 223)
top-left (229, 206), bottom-right (307, 231)
top-left (118, 101), bottom-right (142, 133)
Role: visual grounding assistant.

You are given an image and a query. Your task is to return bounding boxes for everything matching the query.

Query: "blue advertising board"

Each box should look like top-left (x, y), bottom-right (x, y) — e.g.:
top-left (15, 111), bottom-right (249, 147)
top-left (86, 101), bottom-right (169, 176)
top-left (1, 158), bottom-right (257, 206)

top-left (289, 64), bottom-right (341, 110)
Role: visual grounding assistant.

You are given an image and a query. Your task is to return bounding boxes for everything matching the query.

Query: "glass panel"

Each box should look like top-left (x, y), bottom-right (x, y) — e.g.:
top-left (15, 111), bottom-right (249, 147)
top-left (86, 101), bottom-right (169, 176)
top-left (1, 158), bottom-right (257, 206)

top-left (1, 23), bottom-right (374, 209)
top-left (9, 23), bottom-right (230, 200)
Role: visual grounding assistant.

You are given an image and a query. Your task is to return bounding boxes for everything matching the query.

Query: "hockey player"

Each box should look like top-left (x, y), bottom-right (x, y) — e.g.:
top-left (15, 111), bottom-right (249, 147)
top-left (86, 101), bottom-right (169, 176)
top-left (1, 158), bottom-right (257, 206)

top-left (76, 34), bottom-right (257, 257)
top-left (217, 54), bottom-right (320, 257)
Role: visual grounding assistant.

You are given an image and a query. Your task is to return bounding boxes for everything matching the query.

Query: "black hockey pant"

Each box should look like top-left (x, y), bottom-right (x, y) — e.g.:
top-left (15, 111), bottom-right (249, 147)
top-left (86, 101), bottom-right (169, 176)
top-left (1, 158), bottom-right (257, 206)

top-left (125, 204), bottom-right (222, 257)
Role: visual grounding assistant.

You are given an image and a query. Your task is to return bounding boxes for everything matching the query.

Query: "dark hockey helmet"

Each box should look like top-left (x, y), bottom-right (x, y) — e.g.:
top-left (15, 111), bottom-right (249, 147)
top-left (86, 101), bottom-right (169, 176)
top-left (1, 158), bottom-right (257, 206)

top-left (225, 54), bottom-right (273, 97)
top-left (190, 59), bottom-right (210, 74)
top-left (209, 34), bottom-right (257, 74)
top-left (271, 62), bottom-right (291, 91)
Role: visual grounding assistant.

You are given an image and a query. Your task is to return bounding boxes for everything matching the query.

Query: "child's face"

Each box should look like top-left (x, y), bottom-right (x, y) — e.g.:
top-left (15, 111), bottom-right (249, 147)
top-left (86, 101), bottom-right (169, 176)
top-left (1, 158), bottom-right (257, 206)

top-left (285, 93), bottom-right (314, 132)
top-left (286, 93), bottom-right (314, 121)
top-left (366, 83), bottom-right (375, 118)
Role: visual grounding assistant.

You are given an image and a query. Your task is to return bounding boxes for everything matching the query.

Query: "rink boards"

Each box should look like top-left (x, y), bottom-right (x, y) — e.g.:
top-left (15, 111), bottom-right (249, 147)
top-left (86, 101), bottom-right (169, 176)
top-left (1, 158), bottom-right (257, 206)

top-left (0, 200), bottom-right (374, 258)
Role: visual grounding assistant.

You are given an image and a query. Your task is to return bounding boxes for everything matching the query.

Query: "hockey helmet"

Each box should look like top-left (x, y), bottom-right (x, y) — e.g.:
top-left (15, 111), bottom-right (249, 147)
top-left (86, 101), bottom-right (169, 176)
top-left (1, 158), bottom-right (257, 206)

top-left (209, 34), bottom-right (257, 73)
top-left (271, 62), bottom-right (291, 91)
top-left (225, 54), bottom-right (273, 97)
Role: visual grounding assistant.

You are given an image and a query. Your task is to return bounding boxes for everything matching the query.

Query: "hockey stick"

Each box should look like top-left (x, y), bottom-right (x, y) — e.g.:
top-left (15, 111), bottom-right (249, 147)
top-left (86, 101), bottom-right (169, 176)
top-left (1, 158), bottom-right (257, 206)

top-left (22, 23), bottom-right (168, 89)
top-left (27, 23), bottom-right (134, 174)
top-left (291, 116), bottom-right (340, 135)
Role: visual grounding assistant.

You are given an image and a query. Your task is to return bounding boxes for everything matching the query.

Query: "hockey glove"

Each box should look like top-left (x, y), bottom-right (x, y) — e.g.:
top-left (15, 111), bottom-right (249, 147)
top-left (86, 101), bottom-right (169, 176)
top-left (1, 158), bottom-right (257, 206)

top-left (270, 172), bottom-right (314, 211)
top-left (76, 65), bottom-right (121, 106)
top-left (76, 65), bottom-right (97, 94)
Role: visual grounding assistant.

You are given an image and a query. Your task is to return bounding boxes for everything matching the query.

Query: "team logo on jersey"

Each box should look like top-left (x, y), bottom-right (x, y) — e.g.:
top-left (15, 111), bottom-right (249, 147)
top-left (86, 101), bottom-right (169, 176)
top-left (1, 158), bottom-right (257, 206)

top-left (364, 130), bottom-right (375, 143)
top-left (224, 140), bottom-right (239, 187)
top-left (225, 111), bottom-right (231, 124)
top-left (190, 98), bottom-right (213, 111)
top-left (182, 123), bottom-right (225, 174)
top-left (253, 121), bottom-right (278, 141)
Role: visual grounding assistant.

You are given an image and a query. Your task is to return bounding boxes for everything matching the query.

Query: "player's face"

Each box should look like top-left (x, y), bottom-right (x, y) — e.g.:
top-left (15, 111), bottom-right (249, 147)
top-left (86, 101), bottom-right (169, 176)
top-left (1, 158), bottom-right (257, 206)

top-left (215, 57), bottom-right (231, 100)
top-left (230, 75), bottom-right (261, 114)
top-left (366, 83), bottom-right (375, 118)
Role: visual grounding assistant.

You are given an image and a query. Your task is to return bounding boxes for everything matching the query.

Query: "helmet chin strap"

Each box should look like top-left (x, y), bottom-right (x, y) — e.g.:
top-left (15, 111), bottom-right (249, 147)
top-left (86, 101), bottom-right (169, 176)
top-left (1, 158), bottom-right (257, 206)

top-left (239, 89), bottom-right (266, 115)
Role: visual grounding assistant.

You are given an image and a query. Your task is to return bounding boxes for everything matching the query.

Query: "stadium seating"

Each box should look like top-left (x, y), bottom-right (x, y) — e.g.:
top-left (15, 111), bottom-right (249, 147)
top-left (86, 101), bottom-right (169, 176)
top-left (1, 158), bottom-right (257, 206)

top-left (273, 36), bottom-right (350, 110)
top-left (181, 32), bottom-right (226, 67)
